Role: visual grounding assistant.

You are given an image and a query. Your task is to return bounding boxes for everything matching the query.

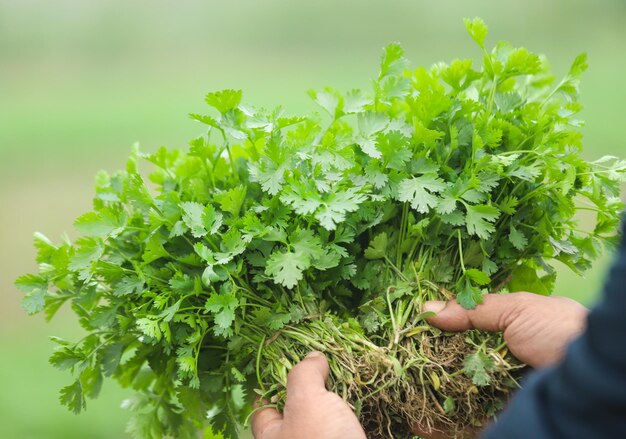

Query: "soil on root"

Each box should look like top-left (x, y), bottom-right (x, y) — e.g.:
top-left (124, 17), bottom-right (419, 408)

top-left (260, 319), bottom-right (524, 439)
top-left (354, 333), bottom-right (518, 439)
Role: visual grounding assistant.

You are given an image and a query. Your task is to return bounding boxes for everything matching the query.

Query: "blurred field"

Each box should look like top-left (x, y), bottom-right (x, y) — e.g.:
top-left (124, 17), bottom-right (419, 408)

top-left (1, 1), bottom-right (625, 438)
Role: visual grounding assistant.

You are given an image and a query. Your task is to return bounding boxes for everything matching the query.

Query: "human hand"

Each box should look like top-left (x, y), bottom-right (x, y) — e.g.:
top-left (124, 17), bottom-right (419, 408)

top-left (423, 292), bottom-right (589, 368)
top-left (251, 351), bottom-right (366, 439)
top-left (409, 293), bottom-right (589, 439)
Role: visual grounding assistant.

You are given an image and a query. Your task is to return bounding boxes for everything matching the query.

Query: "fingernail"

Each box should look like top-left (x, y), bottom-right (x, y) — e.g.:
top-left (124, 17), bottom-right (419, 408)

top-left (305, 350), bottom-right (324, 359)
top-left (423, 300), bottom-right (446, 314)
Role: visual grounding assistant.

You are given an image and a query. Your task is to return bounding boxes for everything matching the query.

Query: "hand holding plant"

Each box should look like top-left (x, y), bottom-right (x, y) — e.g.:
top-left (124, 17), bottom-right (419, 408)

top-left (17, 17), bottom-right (625, 438)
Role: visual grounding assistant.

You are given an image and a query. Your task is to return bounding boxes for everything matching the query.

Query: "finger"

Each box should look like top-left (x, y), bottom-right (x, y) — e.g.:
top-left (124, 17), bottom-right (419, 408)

top-left (286, 351), bottom-right (330, 399)
top-left (251, 401), bottom-right (283, 439)
top-left (423, 293), bottom-right (533, 332)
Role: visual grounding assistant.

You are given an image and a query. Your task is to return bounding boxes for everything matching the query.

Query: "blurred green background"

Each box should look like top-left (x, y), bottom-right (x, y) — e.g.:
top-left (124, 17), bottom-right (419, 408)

top-left (1, 1), bottom-right (625, 438)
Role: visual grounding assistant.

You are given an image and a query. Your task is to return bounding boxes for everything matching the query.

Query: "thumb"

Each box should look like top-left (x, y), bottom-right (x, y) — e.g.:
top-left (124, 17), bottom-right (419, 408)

top-left (286, 351), bottom-right (330, 400)
top-left (423, 293), bottom-right (526, 332)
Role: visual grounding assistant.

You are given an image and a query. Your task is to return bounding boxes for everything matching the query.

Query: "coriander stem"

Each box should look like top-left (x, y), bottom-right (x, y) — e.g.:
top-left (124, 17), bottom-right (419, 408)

top-left (457, 229), bottom-right (466, 273)
top-left (256, 335), bottom-right (267, 394)
top-left (383, 256), bottom-right (409, 282)
top-left (386, 286), bottom-right (398, 347)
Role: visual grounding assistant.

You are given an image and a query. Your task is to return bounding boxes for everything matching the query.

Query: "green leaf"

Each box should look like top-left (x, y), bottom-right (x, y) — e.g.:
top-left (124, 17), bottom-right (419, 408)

top-left (215, 186), bottom-right (246, 217)
top-left (465, 204), bottom-right (500, 239)
top-left (397, 174), bottom-right (446, 213)
top-left (309, 88), bottom-right (342, 118)
top-left (265, 249), bottom-right (310, 289)
top-left (69, 237), bottom-right (104, 274)
top-left (456, 282), bottom-right (484, 309)
top-left (142, 234), bottom-right (170, 263)
top-left (205, 89), bottom-right (242, 114)
top-left (231, 384), bottom-right (246, 410)
top-left (200, 266), bottom-right (215, 286)
top-left (74, 209), bottom-right (124, 238)
top-left (16, 274), bottom-right (48, 314)
top-left (267, 312), bottom-right (291, 331)
top-left (443, 396), bottom-right (456, 414)
top-left (465, 268), bottom-right (491, 286)
top-left (509, 225), bottom-right (528, 250)
top-left (81, 365), bottom-right (103, 399)
top-left (379, 42), bottom-right (408, 79)
top-left (499, 195), bottom-right (519, 215)
top-left (16, 19), bottom-right (625, 439)
top-left (203, 205), bottom-right (223, 235)
top-left (290, 228), bottom-right (324, 262)
top-left (50, 348), bottom-right (84, 371)
top-left (136, 318), bottom-right (162, 341)
top-left (113, 275), bottom-right (144, 296)
top-left (315, 189), bottom-right (366, 230)
top-left (364, 232), bottom-right (388, 260)
top-left (464, 17), bottom-right (488, 49)
top-left (463, 351), bottom-right (495, 386)
top-left (205, 293), bottom-right (239, 337)
top-left (60, 381), bottom-right (86, 414)
top-left (181, 201), bottom-right (209, 238)
top-left (508, 265), bottom-right (551, 295)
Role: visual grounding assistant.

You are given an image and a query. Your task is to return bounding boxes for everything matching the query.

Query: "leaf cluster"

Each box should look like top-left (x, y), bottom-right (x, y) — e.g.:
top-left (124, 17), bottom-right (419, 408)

top-left (16, 18), bottom-right (625, 438)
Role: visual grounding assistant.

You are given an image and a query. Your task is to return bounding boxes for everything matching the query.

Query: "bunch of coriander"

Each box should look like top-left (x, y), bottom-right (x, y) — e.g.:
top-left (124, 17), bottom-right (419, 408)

top-left (17, 18), bottom-right (625, 439)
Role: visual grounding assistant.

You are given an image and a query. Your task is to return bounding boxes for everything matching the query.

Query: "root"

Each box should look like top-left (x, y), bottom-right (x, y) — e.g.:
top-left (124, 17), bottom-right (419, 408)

top-left (258, 317), bottom-right (524, 439)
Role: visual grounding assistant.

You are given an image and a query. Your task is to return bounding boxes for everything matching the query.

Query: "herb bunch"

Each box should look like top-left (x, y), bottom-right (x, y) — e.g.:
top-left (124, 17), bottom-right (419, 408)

top-left (18, 18), bottom-right (625, 438)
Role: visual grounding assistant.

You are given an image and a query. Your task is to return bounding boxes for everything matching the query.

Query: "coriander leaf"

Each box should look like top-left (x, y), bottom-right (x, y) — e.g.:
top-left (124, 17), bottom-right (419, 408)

top-left (74, 209), bottom-right (124, 238)
top-left (498, 195), bottom-right (519, 215)
top-left (508, 265), bottom-right (552, 296)
top-left (364, 232), bottom-right (388, 260)
top-left (181, 201), bottom-right (208, 238)
top-left (464, 17), bottom-right (488, 49)
top-left (21, 288), bottom-right (46, 315)
top-left (465, 204), bottom-right (500, 239)
top-left (113, 275), bottom-right (144, 297)
top-left (60, 381), bottom-right (86, 414)
top-left (379, 43), bottom-right (408, 80)
top-left (49, 347), bottom-right (84, 371)
top-left (215, 186), bottom-right (246, 217)
top-left (463, 352), bottom-right (495, 386)
top-left (290, 228), bottom-right (324, 261)
top-left (465, 268), bottom-right (491, 286)
top-left (142, 234), bottom-right (170, 264)
top-left (509, 225), bottom-right (528, 250)
top-left (436, 193), bottom-right (458, 215)
top-left (280, 188), bottom-right (322, 216)
top-left (456, 282), bottom-right (484, 309)
top-left (315, 189), bottom-right (366, 230)
top-left (205, 292), bottom-right (239, 337)
top-left (136, 317), bottom-right (162, 341)
top-left (268, 312), bottom-right (291, 331)
top-left (265, 250), bottom-right (310, 289)
top-left (309, 88), bottom-right (342, 118)
top-left (15, 273), bottom-right (48, 314)
top-left (205, 89), bottom-right (242, 114)
top-left (443, 397), bottom-right (456, 414)
top-left (203, 205), bottom-right (223, 235)
top-left (397, 174), bottom-right (446, 213)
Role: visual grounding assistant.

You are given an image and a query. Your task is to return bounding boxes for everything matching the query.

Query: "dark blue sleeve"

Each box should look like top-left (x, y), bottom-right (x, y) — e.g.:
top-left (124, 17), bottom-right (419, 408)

top-left (483, 221), bottom-right (626, 439)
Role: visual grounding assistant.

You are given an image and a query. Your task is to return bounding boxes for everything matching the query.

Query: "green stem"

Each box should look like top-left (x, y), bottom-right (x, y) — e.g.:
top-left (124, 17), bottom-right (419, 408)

top-left (256, 335), bottom-right (267, 394)
top-left (383, 256), bottom-right (409, 282)
top-left (457, 229), bottom-right (466, 273)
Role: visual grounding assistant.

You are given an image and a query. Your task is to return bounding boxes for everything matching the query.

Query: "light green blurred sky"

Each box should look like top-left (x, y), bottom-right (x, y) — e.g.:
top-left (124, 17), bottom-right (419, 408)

top-left (1, 1), bottom-right (625, 438)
